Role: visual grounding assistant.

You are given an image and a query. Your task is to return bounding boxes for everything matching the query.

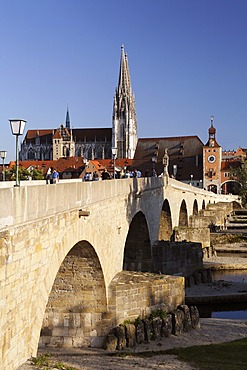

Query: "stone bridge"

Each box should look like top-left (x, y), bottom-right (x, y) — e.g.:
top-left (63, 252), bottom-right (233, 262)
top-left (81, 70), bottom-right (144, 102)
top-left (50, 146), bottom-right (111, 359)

top-left (0, 176), bottom-right (239, 369)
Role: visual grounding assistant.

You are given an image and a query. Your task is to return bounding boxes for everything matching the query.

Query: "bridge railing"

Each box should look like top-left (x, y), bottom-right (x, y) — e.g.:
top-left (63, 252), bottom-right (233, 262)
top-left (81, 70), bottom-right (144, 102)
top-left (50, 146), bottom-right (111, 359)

top-left (168, 177), bottom-right (240, 202)
top-left (0, 177), bottom-right (165, 230)
top-left (0, 176), bottom-right (239, 231)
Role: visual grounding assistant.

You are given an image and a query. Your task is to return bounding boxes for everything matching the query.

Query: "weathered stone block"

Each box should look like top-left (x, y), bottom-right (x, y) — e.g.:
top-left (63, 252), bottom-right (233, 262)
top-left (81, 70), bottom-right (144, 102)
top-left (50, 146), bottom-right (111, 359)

top-left (161, 314), bottom-right (172, 337)
top-left (172, 309), bottom-right (184, 335)
top-left (193, 271), bottom-right (202, 285)
top-left (151, 317), bottom-right (162, 339)
top-left (104, 334), bottom-right (118, 351)
top-left (201, 269), bottom-right (208, 283)
top-left (125, 323), bottom-right (136, 348)
top-left (135, 320), bottom-right (145, 344)
top-left (178, 305), bottom-right (192, 332)
top-left (190, 306), bottom-right (200, 329)
top-left (143, 319), bottom-right (152, 343)
top-left (114, 325), bottom-right (126, 350)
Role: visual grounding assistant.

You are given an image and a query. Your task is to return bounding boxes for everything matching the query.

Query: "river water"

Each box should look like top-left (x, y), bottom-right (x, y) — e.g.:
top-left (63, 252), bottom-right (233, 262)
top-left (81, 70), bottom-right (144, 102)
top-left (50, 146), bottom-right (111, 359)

top-left (198, 269), bottom-right (247, 319)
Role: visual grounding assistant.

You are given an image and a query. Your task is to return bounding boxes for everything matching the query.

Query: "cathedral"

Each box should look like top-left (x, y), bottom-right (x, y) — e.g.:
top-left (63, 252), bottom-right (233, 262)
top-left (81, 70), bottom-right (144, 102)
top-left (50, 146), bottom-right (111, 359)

top-left (20, 45), bottom-right (138, 161)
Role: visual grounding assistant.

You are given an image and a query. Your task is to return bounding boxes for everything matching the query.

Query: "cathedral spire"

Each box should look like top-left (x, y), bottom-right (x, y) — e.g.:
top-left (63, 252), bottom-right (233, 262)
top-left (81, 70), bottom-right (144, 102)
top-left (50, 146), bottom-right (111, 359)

top-left (118, 44), bottom-right (131, 96)
top-left (65, 106), bottom-right (70, 130)
top-left (112, 45), bottom-right (138, 159)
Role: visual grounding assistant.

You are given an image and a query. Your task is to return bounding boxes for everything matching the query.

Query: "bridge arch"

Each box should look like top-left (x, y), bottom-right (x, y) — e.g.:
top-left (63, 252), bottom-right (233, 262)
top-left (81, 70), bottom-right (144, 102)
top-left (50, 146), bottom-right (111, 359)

top-left (207, 184), bottom-right (217, 193)
top-left (158, 199), bottom-right (173, 240)
top-left (40, 240), bottom-right (107, 348)
top-left (192, 199), bottom-right (198, 215)
top-left (178, 199), bottom-right (188, 227)
top-left (221, 180), bottom-right (241, 195)
top-left (202, 199), bottom-right (206, 210)
top-left (123, 211), bottom-right (152, 272)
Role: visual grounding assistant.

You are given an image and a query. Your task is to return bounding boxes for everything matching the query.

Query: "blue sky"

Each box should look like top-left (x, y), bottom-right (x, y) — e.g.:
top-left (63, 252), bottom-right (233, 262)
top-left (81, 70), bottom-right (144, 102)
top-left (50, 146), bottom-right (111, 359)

top-left (1, 0), bottom-right (247, 161)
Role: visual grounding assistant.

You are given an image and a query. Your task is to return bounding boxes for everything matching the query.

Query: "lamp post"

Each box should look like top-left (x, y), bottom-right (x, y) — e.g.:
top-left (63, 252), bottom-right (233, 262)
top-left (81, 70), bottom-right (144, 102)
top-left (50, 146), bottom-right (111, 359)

top-left (173, 164), bottom-right (177, 178)
top-left (190, 174), bottom-right (193, 186)
top-left (111, 147), bottom-right (117, 179)
top-left (0, 150), bottom-right (7, 181)
top-left (151, 156), bottom-right (157, 177)
top-left (9, 119), bottom-right (26, 187)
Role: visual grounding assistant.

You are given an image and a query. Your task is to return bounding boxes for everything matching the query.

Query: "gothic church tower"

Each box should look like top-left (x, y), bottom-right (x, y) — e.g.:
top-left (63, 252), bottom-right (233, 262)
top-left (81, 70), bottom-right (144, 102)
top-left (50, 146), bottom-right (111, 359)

top-left (53, 108), bottom-right (75, 160)
top-left (112, 45), bottom-right (138, 159)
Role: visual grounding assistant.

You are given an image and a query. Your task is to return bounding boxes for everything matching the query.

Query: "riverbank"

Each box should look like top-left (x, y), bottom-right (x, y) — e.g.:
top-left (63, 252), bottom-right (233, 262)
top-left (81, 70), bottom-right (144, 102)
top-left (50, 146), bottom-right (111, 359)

top-left (186, 255), bottom-right (247, 304)
top-left (204, 255), bottom-right (247, 270)
top-left (18, 318), bottom-right (247, 370)
top-left (186, 279), bottom-right (247, 304)
top-left (18, 256), bottom-right (247, 370)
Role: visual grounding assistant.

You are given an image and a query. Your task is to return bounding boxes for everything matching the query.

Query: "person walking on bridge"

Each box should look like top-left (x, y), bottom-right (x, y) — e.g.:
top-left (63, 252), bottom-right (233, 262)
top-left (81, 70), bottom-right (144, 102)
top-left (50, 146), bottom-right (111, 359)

top-left (52, 168), bottom-right (59, 184)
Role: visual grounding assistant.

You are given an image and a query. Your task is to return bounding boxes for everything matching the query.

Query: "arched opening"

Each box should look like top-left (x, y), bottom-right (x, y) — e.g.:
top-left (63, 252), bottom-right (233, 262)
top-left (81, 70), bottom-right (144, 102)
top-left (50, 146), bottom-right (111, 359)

top-left (178, 199), bottom-right (188, 227)
top-left (123, 211), bottom-right (152, 272)
top-left (158, 199), bottom-right (173, 240)
top-left (207, 184), bottom-right (217, 193)
top-left (28, 148), bottom-right (35, 160)
top-left (202, 200), bottom-right (206, 210)
top-left (40, 241), bottom-right (107, 348)
top-left (192, 199), bottom-right (198, 215)
top-left (221, 180), bottom-right (241, 195)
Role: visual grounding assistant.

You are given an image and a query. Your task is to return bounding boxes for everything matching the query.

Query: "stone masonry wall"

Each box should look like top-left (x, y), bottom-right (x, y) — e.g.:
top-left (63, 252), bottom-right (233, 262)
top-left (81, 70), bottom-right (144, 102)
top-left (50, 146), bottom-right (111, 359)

top-left (108, 271), bottom-right (184, 328)
top-left (173, 226), bottom-right (210, 249)
top-left (152, 240), bottom-right (203, 277)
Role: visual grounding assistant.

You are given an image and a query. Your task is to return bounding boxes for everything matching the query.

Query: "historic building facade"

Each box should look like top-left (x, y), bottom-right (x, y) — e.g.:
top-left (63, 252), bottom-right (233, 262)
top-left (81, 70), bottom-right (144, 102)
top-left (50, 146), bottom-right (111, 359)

top-left (203, 116), bottom-right (222, 193)
top-left (20, 45), bottom-right (137, 161)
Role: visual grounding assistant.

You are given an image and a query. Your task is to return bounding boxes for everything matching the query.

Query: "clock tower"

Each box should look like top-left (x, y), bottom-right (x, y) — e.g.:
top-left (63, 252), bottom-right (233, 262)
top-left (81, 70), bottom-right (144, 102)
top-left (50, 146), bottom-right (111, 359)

top-left (203, 116), bottom-right (222, 193)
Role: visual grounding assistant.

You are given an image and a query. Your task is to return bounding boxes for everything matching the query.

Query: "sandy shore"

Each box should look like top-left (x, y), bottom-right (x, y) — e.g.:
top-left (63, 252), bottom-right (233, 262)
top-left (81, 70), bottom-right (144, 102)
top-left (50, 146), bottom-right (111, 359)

top-left (204, 255), bottom-right (247, 270)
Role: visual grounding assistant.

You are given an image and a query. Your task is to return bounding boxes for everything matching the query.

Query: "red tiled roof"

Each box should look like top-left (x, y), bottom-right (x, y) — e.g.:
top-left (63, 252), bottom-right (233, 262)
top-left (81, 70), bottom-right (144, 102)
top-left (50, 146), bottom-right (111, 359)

top-left (221, 160), bottom-right (241, 171)
top-left (89, 159), bottom-right (133, 172)
top-left (10, 157), bottom-right (85, 175)
top-left (53, 130), bottom-right (62, 139)
top-left (25, 129), bottom-right (54, 139)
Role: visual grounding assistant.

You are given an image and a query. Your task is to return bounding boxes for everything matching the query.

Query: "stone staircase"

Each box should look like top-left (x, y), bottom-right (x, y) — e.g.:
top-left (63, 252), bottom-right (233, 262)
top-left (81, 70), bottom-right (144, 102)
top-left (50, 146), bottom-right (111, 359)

top-left (226, 209), bottom-right (247, 233)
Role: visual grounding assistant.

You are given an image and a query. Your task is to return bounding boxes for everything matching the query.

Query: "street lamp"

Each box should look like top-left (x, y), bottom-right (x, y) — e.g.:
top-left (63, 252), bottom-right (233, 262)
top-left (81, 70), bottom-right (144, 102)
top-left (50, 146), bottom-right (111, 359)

top-left (0, 150), bottom-right (7, 181)
top-left (190, 174), bottom-right (193, 186)
top-left (9, 119), bottom-right (26, 187)
top-left (173, 164), bottom-right (177, 178)
top-left (112, 147), bottom-right (117, 179)
top-left (151, 156), bottom-right (157, 177)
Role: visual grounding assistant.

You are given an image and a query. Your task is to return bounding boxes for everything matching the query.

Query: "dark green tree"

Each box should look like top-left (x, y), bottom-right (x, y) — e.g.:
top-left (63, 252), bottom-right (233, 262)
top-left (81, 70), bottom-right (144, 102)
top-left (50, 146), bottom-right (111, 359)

top-left (230, 161), bottom-right (247, 205)
top-left (5, 165), bottom-right (44, 181)
top-left (29, 168), bottom-right (44, 180)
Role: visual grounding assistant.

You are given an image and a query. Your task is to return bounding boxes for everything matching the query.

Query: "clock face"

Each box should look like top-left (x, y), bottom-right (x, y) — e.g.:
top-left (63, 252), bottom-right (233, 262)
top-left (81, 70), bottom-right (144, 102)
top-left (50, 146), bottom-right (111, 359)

top-left (208, 155), bottom-right (216, 163)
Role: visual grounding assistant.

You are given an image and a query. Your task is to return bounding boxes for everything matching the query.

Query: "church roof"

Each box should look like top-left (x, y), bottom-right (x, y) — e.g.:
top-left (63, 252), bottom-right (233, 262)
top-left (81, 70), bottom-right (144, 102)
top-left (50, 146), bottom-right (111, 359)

top-left (23, 127), bottom-right (112, 144)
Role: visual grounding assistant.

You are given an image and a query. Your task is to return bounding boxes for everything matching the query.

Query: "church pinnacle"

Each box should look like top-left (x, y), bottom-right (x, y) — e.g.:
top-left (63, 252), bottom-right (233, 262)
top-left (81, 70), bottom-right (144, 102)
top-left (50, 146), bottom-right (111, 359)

top-left (65, 106), bottom-right (70, 130)
top-left (112, 45), bottom-right (137, 159)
